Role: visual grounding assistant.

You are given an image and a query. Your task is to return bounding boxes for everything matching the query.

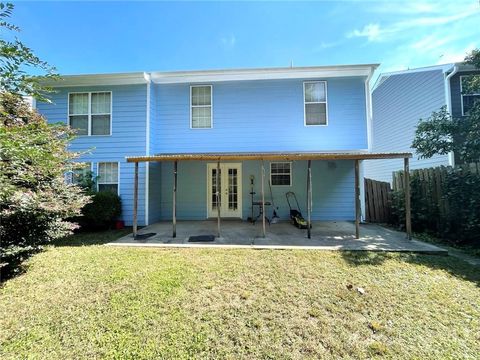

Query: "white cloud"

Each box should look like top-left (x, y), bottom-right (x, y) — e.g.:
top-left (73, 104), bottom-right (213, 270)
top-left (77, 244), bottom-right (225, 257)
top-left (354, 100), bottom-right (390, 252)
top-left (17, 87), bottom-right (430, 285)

top-left (348, 2), bottom-right (479, 43)
top-left (436, 43), bottom-right (477, 64)
top-left (221, 34), bottom-right (236, 48)
top-left (348, 23), bottom-right (383, 42)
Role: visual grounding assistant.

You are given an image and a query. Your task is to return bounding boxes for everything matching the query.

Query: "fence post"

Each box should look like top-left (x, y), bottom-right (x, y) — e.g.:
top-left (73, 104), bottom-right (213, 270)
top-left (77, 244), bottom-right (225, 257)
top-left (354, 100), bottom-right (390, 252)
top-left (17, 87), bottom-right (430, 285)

top-left (404, 158), bottom-right (412, 240)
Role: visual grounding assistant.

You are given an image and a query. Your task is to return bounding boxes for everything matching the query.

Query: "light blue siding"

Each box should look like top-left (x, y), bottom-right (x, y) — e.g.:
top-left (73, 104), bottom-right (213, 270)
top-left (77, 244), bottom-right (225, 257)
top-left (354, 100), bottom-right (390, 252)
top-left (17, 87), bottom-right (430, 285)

top-left (152, 77), bottom-right (367, 154)
top-left (36, 84), bottom-right (149, 225)
top-left (365, 70), bottom-right (450, 183)
top-left (155, 160), bottom-right (354, 221)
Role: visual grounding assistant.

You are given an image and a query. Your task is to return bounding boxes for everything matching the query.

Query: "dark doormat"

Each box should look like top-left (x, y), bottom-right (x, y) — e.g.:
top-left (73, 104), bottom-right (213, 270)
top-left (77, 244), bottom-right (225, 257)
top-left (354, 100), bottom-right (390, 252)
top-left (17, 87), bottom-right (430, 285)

top-left (134, 233), bottom-right (156, 240)
top-left (188, 235), bottom-right (216, 242)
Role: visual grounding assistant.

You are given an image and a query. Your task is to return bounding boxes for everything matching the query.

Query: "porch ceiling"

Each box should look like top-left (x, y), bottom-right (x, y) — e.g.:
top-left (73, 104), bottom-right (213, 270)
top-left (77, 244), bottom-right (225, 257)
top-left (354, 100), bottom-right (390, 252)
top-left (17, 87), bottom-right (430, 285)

top-left (126, 151), bottom-right (412, 163)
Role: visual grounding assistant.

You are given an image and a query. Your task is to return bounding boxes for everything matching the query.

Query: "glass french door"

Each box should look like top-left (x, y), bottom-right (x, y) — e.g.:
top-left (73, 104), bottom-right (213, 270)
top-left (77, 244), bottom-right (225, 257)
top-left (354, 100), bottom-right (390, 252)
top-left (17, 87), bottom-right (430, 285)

top-left (207, 163), bottom-right (242, 218)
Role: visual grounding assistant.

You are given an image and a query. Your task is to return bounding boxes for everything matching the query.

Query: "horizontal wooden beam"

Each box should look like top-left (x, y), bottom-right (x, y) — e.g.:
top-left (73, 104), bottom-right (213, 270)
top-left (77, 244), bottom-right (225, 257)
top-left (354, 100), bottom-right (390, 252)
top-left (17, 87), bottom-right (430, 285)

top-left (126, 152), bottom-right (412, 163)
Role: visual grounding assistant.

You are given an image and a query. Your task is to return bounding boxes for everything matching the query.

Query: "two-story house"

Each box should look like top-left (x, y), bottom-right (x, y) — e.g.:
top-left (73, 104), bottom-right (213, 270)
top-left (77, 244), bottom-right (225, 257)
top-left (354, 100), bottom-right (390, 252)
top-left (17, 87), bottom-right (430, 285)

top-left (36, 64), bottom-right (412, 239)
top-left (365, 63), bottom-right (480, 183)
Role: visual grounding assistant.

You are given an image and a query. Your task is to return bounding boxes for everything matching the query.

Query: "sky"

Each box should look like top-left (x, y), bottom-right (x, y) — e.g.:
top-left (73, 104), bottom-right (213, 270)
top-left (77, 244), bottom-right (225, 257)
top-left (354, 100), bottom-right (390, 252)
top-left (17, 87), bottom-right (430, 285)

top-left (8, 0), bottom-right (480, 81)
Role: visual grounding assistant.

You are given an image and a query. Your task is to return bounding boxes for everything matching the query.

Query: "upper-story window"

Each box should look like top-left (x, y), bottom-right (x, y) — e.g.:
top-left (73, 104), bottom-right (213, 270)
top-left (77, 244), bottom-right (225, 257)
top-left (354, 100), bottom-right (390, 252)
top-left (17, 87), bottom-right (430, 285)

top-left (191, 85), bottom-right (212, 129)
top-left (304, 81), bottom-right (328, 126)
top-left (69, 92), bottom-right (112, 135)
top-left (461, 75), bottom-right (480, 116)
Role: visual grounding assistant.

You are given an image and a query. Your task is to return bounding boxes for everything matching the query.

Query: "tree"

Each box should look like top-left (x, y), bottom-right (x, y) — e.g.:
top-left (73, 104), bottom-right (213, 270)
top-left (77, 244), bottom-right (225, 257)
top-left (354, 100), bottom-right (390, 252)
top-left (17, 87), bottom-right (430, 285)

top-left (0, 4), bottom-right (90, 279)
top-left (0, 3), bottom-right (58, 101)
top-left (412, 49), bottom-right (480, 163)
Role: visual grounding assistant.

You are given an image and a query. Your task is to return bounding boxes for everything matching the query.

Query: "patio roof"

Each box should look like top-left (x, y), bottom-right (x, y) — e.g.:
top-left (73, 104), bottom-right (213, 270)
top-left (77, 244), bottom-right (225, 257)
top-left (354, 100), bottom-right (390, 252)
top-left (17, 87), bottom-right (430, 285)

top-left (126, 151), bottom-right (412, 163)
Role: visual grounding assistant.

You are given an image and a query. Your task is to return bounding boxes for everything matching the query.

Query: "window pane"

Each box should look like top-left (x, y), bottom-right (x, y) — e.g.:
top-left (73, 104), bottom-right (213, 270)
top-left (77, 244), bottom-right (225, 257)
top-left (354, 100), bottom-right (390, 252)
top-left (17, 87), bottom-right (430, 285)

top-left (305, 103), bottom-right (327, 125)
top-left (92, 115), bottom-right (111, 135)
top-left (192, 86), bottom-right (211, 106)
top-left (192, 106), bottom-right (212, 128)
top-left (463, 95), bottom-right (480, 115)
top-left (69, 93), bottom-right (88, 115)
top-left (98, 184), bottom-right (118, 193)
top-left (305, 82), bottom-right (326, 103)
top-left (91, 92), bottom-right (111, 114)
top-left (69, 115), bottom-right (88, 135)
top-left (98, 162), bottom-right (118, 184)
top-left (461, 75), bottom-right (480, 95)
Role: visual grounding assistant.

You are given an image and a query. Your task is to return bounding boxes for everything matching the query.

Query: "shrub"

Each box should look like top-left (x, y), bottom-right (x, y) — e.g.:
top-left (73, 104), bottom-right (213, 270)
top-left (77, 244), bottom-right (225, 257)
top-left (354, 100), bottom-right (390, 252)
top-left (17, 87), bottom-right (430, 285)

top-left (80, 191), bottom-right (122, 230)
top-left (0, 94), bottom-right (91, 280)
top-left (391, 166), bottom-right (480, 246)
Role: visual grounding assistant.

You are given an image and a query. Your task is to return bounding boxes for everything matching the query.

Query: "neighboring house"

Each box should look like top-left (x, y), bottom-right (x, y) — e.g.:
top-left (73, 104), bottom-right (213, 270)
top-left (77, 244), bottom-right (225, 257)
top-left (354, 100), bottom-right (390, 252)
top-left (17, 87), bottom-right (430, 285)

top-left (365, 63), bottom-right (480, 183)
top-left (36, 64), bottom-right (410, 228)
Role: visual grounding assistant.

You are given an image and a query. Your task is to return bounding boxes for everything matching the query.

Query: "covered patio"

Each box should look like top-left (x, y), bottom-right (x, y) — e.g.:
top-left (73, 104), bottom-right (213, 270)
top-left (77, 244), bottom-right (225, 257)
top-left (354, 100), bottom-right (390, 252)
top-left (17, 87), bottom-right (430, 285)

top-left (127, 151), bottom-right (414, 243)
top-left (109, 220), bottom-right (446, 253)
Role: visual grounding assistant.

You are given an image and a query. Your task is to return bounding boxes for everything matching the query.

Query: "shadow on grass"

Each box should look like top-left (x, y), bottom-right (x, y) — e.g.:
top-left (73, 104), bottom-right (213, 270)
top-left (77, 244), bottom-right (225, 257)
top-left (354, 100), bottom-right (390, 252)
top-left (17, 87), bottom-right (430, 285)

top-left (52, 228), bottom-right (132, 247)
top-left (341, 251), bottom-right (480, 287)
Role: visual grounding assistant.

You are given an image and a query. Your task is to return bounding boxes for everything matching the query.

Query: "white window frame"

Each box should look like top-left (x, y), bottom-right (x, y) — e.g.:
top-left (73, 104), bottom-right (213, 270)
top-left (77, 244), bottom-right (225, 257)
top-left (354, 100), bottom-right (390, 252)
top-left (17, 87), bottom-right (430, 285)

top-left (270, 162), bottom-right (292, 186)
top-left (190, 85), bottom-right (213, 129)
top-left (303, 81), bottom-right (328, 126)
top-left (460, 75), bottom-right (480, 116)
top-left (96, 162), bottom-right (120, 195)
top-left (67, 91), bottom-right (113, 136)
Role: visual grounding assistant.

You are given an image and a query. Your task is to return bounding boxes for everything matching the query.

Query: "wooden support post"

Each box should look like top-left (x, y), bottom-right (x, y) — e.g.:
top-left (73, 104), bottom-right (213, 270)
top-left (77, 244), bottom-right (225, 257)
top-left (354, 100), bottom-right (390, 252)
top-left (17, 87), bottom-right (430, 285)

top-left (172, 161), bottom-right (177, 238)
top-left (133, 162), bottom-right (139, 239)
top-left (307, 160), bottom-right (312, 239)
top-left (261, 163), bottom-right (266, 238)
top-left (404, 157), bottom-right (412, 240)
top-left (354, 159), bottom-right (360, 239)
top-left (216, 161), bottom-right (221, 238)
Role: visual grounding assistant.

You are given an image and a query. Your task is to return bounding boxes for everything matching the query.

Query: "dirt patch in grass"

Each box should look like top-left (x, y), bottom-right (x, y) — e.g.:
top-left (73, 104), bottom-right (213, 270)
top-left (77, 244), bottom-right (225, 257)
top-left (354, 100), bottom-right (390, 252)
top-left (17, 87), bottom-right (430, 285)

top-left (1, 232), bottom-right (479, 359)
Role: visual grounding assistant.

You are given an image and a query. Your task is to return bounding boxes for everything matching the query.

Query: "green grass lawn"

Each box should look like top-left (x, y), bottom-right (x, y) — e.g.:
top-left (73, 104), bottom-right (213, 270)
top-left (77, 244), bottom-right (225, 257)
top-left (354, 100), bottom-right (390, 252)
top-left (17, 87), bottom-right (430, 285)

top-left (1, 230), bottom-right (479, 359)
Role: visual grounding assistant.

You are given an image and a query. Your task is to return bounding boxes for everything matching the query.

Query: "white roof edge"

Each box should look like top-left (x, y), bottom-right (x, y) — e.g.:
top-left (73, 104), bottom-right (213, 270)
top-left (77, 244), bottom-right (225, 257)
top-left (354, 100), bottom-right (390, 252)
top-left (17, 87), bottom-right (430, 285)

top-left (372, 63), bottom-right (456, 91)
top-left (42, 64), bottom-right (380, 87)
top-left (150, 64), bottom-right (379, 84)
top-left (40, 72), bottom-right (148, 87)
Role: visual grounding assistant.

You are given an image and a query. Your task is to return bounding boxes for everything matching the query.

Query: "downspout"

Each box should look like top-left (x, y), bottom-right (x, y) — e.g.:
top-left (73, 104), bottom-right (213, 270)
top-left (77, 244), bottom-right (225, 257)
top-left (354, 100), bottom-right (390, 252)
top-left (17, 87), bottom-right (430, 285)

top-left (360, 68), bottom-right (374, 222)
top-left (144, 72), bottom-right (152, 225)
top-left (444, 65), bottom-right (458, 166)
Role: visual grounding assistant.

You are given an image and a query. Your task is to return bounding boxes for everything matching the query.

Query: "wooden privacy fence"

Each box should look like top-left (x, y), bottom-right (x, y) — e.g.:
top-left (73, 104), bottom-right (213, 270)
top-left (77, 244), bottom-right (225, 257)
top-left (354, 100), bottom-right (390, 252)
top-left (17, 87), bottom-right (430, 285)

top-left (392, 163), bottom-right (480, 223)
top-left (365, 178), bottom-right (392, 223)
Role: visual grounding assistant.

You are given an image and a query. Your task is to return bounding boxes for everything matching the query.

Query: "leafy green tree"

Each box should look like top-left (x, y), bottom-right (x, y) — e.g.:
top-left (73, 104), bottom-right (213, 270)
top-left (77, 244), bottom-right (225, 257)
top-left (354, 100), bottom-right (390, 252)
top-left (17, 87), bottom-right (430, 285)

top-left (0, 3), bottom-right (58, 101)
top-left (412, 49), bottom-right (480, 164)
top-left (1, 94), bottom-right (91, 279)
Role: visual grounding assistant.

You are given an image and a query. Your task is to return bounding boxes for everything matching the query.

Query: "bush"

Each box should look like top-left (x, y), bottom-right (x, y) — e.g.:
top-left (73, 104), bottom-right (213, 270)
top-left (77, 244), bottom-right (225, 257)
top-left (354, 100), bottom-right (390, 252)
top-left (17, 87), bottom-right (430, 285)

top-left (80, 191), bottom-right (122, 230)
top-left (0, 94), bottom-right (91, 280)
top-left (391, 166), bottom-right (480, 246)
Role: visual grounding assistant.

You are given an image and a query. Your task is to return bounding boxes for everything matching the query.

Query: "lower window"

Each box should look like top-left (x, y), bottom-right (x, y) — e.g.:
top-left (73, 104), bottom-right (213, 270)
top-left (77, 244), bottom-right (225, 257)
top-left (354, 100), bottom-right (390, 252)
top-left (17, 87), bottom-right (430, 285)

top-left (270, 162), bottom-right (292, 186)
top-left (97, 162), bottom-right (119, 194)
top-left (65, 163), bottom-right (91, 185)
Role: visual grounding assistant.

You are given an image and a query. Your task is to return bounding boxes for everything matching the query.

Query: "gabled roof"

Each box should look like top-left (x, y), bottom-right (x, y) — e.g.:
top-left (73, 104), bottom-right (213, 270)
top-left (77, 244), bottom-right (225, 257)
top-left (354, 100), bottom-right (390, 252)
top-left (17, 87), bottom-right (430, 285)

top-left (40, 64), bottom-right (380, 87)
top-left (373, 62), bottom-right (480, 91)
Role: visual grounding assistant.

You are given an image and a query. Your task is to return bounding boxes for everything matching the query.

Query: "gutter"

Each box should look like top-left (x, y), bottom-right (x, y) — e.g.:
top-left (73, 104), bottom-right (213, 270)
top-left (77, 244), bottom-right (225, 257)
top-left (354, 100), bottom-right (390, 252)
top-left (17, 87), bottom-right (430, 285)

top-left (444, 65), bottom-right (458, 166)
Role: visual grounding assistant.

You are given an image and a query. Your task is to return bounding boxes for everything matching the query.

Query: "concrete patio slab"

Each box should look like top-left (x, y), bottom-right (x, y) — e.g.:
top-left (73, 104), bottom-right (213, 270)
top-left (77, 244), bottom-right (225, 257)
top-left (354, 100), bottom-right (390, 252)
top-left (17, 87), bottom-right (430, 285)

top-left (107, 221), bottom-right (447, 254)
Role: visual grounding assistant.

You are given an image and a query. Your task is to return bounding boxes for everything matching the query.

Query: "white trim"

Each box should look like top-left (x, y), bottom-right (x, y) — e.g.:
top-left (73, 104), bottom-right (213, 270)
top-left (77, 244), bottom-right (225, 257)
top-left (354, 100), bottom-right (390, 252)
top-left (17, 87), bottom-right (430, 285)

top-left (460, 74), bottom-right (480, 117)
top-left (364, 72), bottom-right (373, 151)
top-left (445, 65), bottom-right (458, 166)
top-left (190, 85), bottom-right (213, 129)
top-left (144, 74), bottom-right (151, 225)
top-left (373, 63), bottom-right (455, 92)
top-left (96, 161), bottom-right (120, 195)
top-left (270, 161), bottom-right (292, 186)
top-left (303, 81), bottom-right (328, 126)
top-left (68, 91), bottom-right (112, 136)
top-left (41, 72), bottom-right (148, 87)
top-left (152, 64), bottom-right (379, 84)
top-left (206, 163), bottom-right (243, 218)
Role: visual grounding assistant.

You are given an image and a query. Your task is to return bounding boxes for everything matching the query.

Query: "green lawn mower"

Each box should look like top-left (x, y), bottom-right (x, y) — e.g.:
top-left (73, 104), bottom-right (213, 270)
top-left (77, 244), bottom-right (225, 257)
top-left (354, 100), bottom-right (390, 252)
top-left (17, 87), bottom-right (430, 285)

top-left (285, 191), bottom-right (309, 229)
